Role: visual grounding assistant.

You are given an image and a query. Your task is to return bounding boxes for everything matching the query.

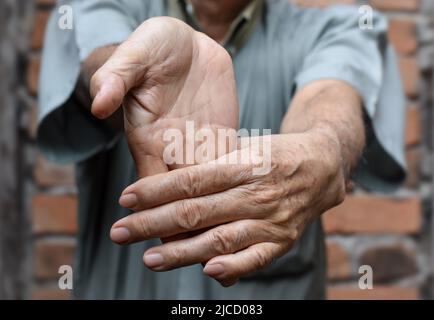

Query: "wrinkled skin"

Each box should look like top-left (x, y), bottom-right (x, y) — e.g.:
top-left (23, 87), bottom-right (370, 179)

top-left (112, 131), bottom-right (346, 286)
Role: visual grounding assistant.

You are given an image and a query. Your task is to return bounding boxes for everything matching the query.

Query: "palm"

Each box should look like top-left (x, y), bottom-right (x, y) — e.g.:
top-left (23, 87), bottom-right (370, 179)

top-left (92, 18), bottom-right (239, 178)
top-left (124, 35), bottom-right (238, 177)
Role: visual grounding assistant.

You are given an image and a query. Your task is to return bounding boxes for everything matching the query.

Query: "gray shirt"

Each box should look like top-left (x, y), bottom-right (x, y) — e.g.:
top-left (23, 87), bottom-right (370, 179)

top-left (37, 0), bottom-right (406, 299)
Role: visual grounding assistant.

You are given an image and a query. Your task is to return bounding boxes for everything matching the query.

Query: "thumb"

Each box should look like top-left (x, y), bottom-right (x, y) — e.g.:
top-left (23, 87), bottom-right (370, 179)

top-left (90, 17), bottom-right (194, 120)
top-left (90, 53), bottom-right (147, 119)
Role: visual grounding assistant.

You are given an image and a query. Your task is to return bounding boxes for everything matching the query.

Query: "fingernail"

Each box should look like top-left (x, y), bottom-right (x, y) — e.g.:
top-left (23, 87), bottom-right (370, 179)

top-left (144, 253), bottom-right (164, 269)
top-left (119, 193), bottom-right (138, 208)
top-left (203, 263), bottom-right (225, 277)
top-left (110, 227), bottom-right (130, 244)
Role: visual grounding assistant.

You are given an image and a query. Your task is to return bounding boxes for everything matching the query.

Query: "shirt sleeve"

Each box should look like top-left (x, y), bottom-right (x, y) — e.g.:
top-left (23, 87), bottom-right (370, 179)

top-left (37, 0), bottom-right (145, 164)
top-left (294, 6), bottom-right (406, 192)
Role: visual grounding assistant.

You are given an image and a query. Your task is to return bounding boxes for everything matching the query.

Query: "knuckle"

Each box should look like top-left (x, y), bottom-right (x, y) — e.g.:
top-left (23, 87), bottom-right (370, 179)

top-left (175, 169), bottom-right (200, 198)
top-left (136, 213), bottom-right (153, 239)
top-left (253, 249), bottom-right (272, 271)
top-left (249, 184), bottom-right (282, 211)
top-left (176, 200), bottom-right (202, 231)
top-left (208, 229), bottom-right (233, 254)
top-left (260, 188), bottom-right (282, 204)
top-left (287, 226), bottom-right (300, 243)
top-left (168, 246), bottom-right (186, 267)
top-left (265, 221), bottom-right (288, 241)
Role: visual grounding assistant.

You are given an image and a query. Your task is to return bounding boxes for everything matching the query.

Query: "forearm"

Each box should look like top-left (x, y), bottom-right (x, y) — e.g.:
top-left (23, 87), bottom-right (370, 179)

top-left (280, 80), bottom-right (365, 179)
top-left (74, 45), bottom-right (123, 131)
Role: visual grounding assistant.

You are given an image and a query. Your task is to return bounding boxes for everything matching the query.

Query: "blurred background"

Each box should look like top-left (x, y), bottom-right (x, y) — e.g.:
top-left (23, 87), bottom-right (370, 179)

top-left (0, 0), bottom-right (434, 300)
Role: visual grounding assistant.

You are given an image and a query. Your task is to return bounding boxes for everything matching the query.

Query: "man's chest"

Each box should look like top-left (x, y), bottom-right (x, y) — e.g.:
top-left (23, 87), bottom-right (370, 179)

top-left (232, 29), bottom-right (300, 133)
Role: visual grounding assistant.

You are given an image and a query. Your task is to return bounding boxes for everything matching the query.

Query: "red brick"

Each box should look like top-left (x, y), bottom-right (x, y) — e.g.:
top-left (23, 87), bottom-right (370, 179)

top-left (405, 148), bottom-right (421, 189)
top-left (327, 242), bottom-right (351, 281)
top-left (399, 57), bottom-right (420, 98)
top-left (33, 240), bottom-right (75, 279)
top-left (32, 195), bottom-right (78, 235)
top-left (370, 0), bottom-right (420, 12)
top-left (34, 155), bottom-right (75, 188)
top-left (405, 106), bottom-right (421, 146)
top-left (388, 19), bottom-right (418, 56)
top-left (31, 287), bottom-right (71, 300)
top-left (36, 0), bottom-right (56, 6)
top-left (290, 0), bottom-right (355, 7)
top-left (323, 196), bottom-right (422, 235)
top-left (31, 10), bottom-right (51, 50)
top-left (327, 285), bottom-right (419, 300)
top-left (359, 244), bottom-right (417, 282)
top-left (27, 56), bottom-right (40, 96)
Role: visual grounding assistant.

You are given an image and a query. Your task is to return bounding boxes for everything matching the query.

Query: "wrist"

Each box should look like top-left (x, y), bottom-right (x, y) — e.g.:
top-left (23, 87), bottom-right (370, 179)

top-left (305, 125), bottom-right (348, 179)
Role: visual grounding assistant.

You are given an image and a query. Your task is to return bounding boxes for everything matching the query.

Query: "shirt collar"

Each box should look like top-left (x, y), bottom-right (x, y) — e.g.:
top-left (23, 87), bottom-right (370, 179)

top-left (167, 0), bottom-right (263, 56)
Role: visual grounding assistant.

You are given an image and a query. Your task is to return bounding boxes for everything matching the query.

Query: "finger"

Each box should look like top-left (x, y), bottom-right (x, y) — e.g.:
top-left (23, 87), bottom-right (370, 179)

top-left (141, 220), bottom-right (273, 271)
top-left (90, 70), bottom-right (130, 119)
top-left (90, 45), bottom-right (148, 119)
top-left (203, 242), bottom-right (288, 286)
top-left (161, 229), bottom-right (206, 243)
top-left (90, 17), bottom-right (194, 119)
top-left (89, 22), bottom-right (163, 119)
top-left (112, 188), bottom-right (269, 244)
top-left (119, 161), bottom-right (252, 210)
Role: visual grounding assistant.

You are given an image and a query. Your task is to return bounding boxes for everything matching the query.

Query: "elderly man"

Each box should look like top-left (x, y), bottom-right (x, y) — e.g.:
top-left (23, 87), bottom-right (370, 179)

top-left (38, 0), bottom-right (406, 299)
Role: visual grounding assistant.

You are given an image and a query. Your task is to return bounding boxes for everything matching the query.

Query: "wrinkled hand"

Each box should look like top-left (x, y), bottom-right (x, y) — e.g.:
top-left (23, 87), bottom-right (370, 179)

top-left (90, 17), bottom-right (239, 178)
top-left (111, 129), bottom-right (347, 286)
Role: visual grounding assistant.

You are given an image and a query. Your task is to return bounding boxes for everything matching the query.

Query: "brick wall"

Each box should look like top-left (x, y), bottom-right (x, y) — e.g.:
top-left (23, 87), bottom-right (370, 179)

top-left (27, 0), bottom-right (76, 300)
top-left (20, 0), bottom-right (433, 299)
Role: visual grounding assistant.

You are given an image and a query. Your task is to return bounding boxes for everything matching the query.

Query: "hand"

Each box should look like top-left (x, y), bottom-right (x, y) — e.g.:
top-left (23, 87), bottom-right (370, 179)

top-left (111, 128), bottom-right (347, 286)
top-left (90, 17), bottom-right (239, 178)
